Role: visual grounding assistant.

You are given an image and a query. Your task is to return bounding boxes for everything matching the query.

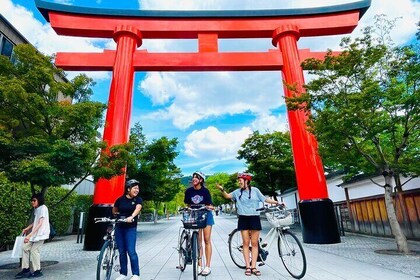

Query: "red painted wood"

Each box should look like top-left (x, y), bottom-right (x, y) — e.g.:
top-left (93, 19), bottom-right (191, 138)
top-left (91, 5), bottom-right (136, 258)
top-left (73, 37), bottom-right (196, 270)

top-left (48, 11), bottom-right (360, 39)
top-left (198, 33), bottom-right (218, 53)
top-left (93, 26), bottom-right (142, 204)
top-left (273, 25), bottom-right (328, 200)
top-left (54, 49), bottom-right (334, 71)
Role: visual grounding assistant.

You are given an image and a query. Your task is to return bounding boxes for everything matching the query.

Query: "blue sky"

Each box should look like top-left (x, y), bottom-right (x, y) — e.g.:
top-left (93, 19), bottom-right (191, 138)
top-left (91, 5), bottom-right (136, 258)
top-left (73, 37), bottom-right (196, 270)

top-left (1, 0), bottom-right (419, 176)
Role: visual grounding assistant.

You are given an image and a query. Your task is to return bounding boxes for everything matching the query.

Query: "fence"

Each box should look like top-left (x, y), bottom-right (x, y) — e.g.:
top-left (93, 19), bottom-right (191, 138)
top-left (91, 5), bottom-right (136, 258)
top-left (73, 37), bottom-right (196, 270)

top-left (334, 189), bottom-right (420, 240)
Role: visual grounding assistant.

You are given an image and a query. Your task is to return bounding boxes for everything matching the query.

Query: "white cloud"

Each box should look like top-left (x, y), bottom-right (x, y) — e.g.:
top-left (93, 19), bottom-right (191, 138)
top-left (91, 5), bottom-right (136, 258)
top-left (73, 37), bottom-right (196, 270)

top-left (184, 126), bottom-right (253, 159)
top-left (140, 71), bottom-right (284, 129)
top-left (251, 113), bottom-right (289, 133)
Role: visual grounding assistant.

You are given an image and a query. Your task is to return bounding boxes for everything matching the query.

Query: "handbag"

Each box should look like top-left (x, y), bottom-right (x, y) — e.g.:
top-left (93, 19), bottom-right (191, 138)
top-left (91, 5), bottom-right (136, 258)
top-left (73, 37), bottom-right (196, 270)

top-left (49, 223), bottom-right (56, 241)
top-left (11, 234), bottom-right (25, 258)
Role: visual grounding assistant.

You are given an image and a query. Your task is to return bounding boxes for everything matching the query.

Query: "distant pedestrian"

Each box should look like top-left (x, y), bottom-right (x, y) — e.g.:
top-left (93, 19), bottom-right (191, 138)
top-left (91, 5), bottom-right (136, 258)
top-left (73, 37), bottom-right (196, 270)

top-left (184, 171), bottom-right (215, 276)
top-left (15, 193), bottom-right (50, 279)
top-left (216, 172), bottom-right (281, 277)
top-left (112, 179), bottom-right (143, 280)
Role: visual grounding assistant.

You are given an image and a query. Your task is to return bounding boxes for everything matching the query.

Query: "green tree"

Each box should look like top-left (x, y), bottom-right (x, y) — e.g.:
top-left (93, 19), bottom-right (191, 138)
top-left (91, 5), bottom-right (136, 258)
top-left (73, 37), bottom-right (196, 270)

top-left (0, 44), bottom-right (128, 196)
top-left (237, 131), bottom-right (296, 197)
top-left (127, 123), bottom-right (182, 222)
top-left (206, 173), bottom-right (231, 206)
top-left (288, 16), bottom-right (419, 253)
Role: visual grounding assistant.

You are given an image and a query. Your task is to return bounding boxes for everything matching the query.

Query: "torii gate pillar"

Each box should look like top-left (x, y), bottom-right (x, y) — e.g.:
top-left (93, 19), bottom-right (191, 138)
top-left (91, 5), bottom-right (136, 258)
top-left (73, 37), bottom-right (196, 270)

top-left (273, 25), bottom-right (340, 244)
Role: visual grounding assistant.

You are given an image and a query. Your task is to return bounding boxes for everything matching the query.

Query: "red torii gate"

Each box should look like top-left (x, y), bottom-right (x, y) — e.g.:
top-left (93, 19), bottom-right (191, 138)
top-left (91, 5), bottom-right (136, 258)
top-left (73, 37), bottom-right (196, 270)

top-left (36, 0), bottom-right (371, 250)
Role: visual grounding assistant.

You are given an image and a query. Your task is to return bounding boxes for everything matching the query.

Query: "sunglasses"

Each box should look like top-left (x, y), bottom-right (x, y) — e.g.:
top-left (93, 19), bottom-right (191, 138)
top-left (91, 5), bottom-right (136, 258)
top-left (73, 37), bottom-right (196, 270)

top-left (31, 199), bottom-right (37, 202)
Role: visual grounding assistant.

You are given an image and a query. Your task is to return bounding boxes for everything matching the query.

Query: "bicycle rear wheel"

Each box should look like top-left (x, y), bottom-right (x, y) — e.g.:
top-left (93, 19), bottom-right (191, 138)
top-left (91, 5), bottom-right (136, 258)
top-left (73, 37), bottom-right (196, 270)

top-left (277, 229), bottom-right (307, 279)
top-left (178, 230), bottom-right (187, 271)
top-left (228, 229), bottom-right (249, 269)
top-left (191, 231), bottom-right (200, 280)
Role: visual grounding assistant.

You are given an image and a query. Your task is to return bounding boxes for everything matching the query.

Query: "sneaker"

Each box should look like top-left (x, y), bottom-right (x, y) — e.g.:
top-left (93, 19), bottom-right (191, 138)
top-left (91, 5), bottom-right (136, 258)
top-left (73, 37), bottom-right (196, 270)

top-left (14, 268), bottom-right (30, 279)
top-left (198, 267), bottom-right (203, 275)
top-left (115, 275), bottom-right (127, 280)
top-left (28, 270), bottom-right (43, 278)
top-left (201, 267), bottom-right (211, 276)
top-left (130, 275), bottom-right (140, 280)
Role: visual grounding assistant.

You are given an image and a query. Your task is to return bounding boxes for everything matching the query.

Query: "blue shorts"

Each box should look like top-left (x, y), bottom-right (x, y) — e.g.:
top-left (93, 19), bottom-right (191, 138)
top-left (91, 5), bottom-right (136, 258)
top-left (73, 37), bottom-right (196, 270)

top-left (206, 210), bottom-right (215, 226)
top-left (237, 215), bottom-right (261, 231)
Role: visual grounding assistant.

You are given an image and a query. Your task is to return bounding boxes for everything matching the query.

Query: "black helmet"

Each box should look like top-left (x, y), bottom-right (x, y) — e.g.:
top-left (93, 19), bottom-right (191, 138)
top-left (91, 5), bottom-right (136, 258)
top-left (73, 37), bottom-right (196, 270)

top-left (125, 179), bottom-right (139, 188)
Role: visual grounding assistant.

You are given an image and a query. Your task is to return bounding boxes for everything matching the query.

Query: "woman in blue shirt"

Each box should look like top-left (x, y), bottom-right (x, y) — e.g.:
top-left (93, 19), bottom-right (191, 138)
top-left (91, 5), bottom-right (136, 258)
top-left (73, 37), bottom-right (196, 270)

top-left (184, 171), bottom-right (215, 276)
top-left (217, 173), bottom-right (280, 277)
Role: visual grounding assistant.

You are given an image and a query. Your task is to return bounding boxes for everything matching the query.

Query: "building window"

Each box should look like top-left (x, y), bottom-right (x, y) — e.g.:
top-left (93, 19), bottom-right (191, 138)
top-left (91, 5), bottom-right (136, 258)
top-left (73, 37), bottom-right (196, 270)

top-left (1, 36), bottom-right (14, 59)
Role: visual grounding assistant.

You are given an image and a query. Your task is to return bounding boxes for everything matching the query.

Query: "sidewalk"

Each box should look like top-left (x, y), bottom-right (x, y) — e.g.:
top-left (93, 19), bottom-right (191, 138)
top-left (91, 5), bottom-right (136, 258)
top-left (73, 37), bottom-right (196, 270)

top-left (0, 214), bottom-right (419, 279)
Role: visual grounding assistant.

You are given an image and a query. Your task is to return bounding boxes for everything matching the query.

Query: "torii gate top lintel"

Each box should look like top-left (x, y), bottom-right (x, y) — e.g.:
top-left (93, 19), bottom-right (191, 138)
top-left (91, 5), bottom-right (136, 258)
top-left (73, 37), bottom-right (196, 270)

top-left (36, 0), bottom-right (371, 40)
top-left (35, 0), bottom-right (371, 72)
top-left (36, 0), bottom-right (371, 21)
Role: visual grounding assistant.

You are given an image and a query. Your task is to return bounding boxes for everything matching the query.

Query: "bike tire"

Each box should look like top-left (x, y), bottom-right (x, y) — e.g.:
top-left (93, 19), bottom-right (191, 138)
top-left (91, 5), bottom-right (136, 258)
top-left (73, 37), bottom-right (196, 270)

top-left (228, 229), bottom-right (248, 269)
top-left (191, 231), bottom-right (200, 280)
top-left (178, 230), bottom-right (187, 272)
top-left (277, 229), bottom-right (307, 279)
top-left (97, 240), bottom-right (113, 280)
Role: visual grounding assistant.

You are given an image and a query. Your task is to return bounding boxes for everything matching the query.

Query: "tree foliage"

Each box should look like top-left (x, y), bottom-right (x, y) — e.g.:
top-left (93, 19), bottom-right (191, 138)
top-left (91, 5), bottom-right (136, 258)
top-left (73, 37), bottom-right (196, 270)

top-left (287, 16), bottom-right (419, 253)
top-left (0, 44), bottom-right (109, 193)
top-left (288, 16), bottom-right (419, 183)
top-left (237, 131), bottom-right (296, 197)
top-left (127, 123), bottom-right (182, 213)
top-left (205, 172), bottom-right (232, 206)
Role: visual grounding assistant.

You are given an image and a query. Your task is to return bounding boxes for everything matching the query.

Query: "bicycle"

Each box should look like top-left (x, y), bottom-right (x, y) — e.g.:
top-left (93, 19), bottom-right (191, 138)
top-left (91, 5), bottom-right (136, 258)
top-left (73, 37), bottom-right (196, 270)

top-left (228, 205), bottom-right (307, 279)
top-left (176, 206), bottom-right (208, 280)
top-left (94, 217), bottom-right (127, 280)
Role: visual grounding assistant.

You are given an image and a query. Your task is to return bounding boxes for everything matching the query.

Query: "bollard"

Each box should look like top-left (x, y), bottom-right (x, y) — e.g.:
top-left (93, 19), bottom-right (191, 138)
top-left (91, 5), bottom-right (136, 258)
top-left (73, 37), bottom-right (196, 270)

top-left (77, 212), bottom-right (85, 243)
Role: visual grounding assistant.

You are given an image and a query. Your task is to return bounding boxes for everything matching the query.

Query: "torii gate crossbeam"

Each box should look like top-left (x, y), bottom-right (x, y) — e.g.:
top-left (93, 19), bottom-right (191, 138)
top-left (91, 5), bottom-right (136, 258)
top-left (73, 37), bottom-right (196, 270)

top-left (35, 0), bottom-right (371, 250)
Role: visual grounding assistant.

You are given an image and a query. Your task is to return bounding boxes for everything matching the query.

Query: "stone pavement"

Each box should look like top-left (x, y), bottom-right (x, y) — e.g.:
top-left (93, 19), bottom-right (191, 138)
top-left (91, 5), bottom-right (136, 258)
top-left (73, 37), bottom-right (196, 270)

top-left (0, 214), bottom-right (419, 279)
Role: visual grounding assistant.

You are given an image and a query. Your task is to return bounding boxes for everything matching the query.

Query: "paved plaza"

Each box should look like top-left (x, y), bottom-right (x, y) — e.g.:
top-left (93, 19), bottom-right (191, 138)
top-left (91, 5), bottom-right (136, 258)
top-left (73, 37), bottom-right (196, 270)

top-left (0, 214), bottom-right (419, 280)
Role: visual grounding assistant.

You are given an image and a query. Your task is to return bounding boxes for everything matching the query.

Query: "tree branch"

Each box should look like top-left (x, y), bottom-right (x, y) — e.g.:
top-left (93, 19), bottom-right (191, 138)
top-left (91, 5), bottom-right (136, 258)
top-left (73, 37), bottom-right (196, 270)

top-left (349, 136), bottom-right (379, 167)
top-left (50, 171), bottom-right (91, 209)
top-left (401, 175), bottom-right (418, 187)
top-left (369, 177), bottom-right (385, 188)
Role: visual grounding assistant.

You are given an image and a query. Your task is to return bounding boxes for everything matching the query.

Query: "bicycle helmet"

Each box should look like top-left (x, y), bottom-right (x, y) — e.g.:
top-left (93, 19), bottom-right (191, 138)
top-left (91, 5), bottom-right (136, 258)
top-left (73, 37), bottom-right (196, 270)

top-left (237, 172), bottom-right (252, 181)
top-left (192, 171), bottom-right (206, 182)
top-left (125, 179), bottom-right (139, 188)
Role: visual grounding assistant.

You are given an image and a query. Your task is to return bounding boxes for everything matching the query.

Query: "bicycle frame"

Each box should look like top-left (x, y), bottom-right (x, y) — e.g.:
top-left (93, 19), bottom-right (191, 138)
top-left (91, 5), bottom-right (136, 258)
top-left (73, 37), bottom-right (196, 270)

top-left (177, 206), bottom-right (207, 280)
top-left (228, 205), bottom-right (306, 279)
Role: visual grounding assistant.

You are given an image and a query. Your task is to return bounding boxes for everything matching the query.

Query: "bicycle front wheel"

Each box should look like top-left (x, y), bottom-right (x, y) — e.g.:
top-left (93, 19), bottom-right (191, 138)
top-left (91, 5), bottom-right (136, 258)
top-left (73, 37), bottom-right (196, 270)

top-left (277, 230), bottom-right (307, 279)
top-left (228, 229), bottom-right (248, 269)
top-left (178, 230), bottom-right (187, 271)
top-left (191, 231), bottom-right (200, 280)
top-left (97, 240), bottom-right (114, 280)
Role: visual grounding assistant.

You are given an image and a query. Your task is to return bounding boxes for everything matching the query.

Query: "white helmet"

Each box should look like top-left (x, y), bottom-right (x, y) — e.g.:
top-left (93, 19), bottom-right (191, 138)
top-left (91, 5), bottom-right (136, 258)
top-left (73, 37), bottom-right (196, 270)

top-left (192, 171), bottom-right (206, 182)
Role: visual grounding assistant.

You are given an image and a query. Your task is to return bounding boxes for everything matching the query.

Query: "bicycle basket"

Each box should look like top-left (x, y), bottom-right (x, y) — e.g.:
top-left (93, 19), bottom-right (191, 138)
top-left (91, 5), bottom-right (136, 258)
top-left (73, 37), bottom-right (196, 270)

top-left (265, 209), bottom-right (294, 227)
top-left (182, 209), bottom-right (208, 229)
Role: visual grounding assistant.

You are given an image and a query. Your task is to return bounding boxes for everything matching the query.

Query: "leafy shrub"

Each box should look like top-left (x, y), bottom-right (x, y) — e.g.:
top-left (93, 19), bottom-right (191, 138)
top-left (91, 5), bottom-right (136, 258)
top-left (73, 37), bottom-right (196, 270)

top-left (46, 187), bottom-right (77, 235)
top-left (0, 173), bottom-right (32, 250)
top-left (72, 194), bottom-right (92, 232)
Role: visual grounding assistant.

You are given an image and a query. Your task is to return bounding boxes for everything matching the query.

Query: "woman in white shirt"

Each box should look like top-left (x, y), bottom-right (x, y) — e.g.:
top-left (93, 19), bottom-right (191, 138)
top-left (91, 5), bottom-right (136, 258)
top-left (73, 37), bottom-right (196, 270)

top-left (15, 193), bottom-right (50, 279)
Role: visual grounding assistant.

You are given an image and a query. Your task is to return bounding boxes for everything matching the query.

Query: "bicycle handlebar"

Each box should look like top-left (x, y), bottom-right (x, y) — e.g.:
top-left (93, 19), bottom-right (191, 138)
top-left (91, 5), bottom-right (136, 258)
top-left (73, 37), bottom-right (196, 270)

top-left (178, 205), bottom-right (207, 213)
top-left (94, 217), bottom-right (127, 223)
top-left (256, 204), bottom-right (285, 212)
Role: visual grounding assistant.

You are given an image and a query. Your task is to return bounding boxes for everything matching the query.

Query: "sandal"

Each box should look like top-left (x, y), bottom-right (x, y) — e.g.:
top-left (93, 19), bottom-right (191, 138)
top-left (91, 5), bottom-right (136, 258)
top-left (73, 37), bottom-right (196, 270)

top-left (245, 267), bottom-right (252, 276)
top-left (251, 267), bottom-right (261, 276)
